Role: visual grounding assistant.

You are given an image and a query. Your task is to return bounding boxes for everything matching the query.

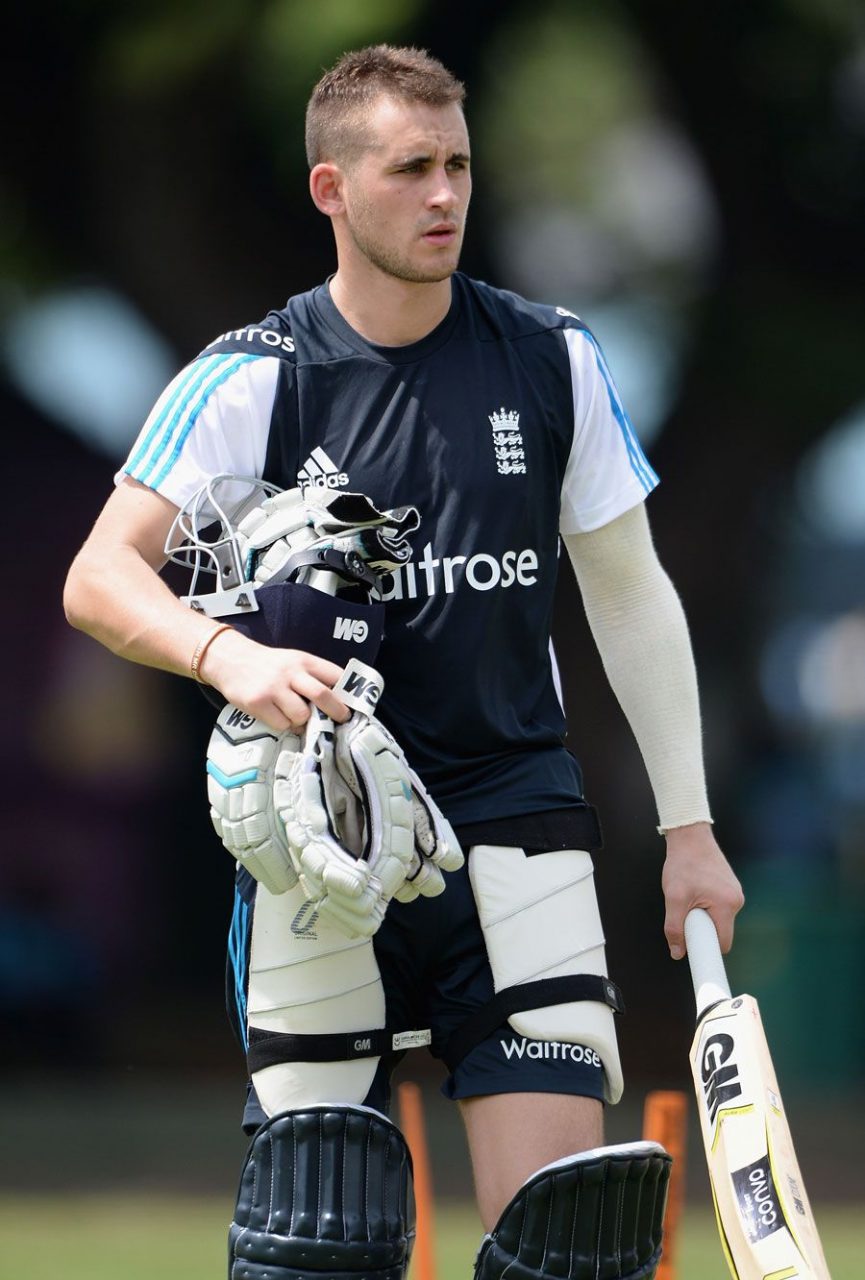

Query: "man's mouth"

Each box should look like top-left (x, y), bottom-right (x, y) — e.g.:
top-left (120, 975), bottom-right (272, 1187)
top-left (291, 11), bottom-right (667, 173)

top-left (422, 223), bottom-right (458, 244)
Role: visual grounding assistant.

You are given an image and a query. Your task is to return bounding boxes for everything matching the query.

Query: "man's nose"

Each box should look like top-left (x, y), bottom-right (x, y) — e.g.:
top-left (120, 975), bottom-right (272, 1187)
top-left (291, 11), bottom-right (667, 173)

top-left (426, 170), bottom-right (458, 210)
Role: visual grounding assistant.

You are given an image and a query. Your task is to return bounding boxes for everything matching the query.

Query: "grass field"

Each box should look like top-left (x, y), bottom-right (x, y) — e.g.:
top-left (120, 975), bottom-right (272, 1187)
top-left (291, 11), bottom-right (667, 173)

top-left (0, 1194), bottom-right (859, 1279)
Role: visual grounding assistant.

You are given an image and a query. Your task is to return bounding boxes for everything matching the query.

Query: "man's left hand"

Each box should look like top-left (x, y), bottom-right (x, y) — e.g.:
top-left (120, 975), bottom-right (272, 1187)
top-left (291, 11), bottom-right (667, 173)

top-left (661, 822), bottom-right (744, 960)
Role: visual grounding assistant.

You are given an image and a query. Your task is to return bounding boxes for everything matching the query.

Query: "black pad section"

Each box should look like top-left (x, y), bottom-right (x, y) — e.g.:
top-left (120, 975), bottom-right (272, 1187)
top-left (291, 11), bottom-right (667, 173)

top-left (474, 1145), bottom-right (671, 1280)
top-left (454, 805), bottom-right (603, 854)
top-left (229, 1106), bottom-right (415, 1280)
top-left (199, 581), bottom-right (384, 710)
top-left (442, 975), bottom-right (625, 1073)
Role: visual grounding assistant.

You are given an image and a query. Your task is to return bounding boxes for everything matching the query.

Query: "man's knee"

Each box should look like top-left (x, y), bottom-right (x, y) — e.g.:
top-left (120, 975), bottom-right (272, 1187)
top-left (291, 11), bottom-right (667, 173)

top-left (461, 1091), bottom-right (603, 1229)
top-left (229, 1105), bottom-right (414, 1280)
top-left (474, 1141), bottom-right (671, 1280)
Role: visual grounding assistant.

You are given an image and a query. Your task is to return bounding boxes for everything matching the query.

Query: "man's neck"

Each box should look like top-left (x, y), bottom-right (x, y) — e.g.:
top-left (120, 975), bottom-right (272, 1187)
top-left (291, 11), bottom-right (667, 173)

top-left (329, 266), bottom-right (454, 347)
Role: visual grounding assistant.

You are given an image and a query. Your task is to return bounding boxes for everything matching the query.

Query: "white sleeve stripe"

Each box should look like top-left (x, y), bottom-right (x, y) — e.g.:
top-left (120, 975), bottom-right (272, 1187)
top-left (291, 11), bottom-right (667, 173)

top-left (149, 355), bottom-right (259, 488)
top-left (581, 331), bottom-right (658, 493)
top-left (127, 354), bottom-right (220, 478)
top-left (128, 354), bottom-right (257, 485)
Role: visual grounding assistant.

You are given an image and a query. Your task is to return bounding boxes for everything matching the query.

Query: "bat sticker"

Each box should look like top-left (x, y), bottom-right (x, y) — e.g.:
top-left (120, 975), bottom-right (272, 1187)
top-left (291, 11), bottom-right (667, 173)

top-left (731, 1155), bottom-right (785, 1242)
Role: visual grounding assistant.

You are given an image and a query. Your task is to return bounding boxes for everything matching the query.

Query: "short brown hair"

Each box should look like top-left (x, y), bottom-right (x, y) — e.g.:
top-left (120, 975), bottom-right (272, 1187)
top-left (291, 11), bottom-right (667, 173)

top-left (305, 45), bottom-right (466, 168)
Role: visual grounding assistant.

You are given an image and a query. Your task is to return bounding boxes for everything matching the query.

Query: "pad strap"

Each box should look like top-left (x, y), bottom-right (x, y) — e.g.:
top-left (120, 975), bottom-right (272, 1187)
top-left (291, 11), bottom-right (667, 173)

top-left (442, 975), bottom-right (624, 1073)
top-left (247, 1025), bottom-right (431, 1071)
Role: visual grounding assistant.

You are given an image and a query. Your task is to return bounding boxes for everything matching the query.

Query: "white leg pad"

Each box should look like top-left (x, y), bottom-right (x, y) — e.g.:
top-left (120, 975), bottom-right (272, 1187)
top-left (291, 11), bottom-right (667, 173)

top-left (469, 845), bottom-right (623, 1103)
top-left (247, 880), bottom-right (384, 1115)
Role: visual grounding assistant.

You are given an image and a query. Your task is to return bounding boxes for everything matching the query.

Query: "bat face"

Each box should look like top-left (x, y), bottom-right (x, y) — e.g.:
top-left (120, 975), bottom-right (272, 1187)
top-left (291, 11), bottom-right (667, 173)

top-left (690, 993), bottom-right (831, 1280)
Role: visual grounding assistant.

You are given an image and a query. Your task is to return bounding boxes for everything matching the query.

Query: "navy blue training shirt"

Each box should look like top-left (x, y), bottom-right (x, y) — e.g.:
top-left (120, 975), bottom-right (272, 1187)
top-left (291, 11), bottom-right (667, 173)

top-left (118, 273), bottom-right (658, 824)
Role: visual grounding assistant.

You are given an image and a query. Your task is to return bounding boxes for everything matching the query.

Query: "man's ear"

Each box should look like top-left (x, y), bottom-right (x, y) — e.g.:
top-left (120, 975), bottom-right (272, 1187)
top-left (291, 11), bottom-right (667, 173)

top-left (310, 163), bottom-right (344, 216)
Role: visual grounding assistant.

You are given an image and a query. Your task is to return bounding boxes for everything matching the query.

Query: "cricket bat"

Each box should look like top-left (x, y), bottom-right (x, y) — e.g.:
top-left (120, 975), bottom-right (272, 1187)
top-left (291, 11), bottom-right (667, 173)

top-left (685, 908), bottom-right (831, 1279)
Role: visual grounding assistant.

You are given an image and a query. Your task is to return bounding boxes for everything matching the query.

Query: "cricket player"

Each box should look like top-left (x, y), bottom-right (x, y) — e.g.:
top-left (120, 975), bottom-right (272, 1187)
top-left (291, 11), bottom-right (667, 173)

top-left (64, 44), bottom-right (744, 1280)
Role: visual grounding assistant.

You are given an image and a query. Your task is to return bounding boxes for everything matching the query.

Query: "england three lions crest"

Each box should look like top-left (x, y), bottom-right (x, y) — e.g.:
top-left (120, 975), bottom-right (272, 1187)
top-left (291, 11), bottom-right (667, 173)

top-left (489, 407), bottom-right (526, 476)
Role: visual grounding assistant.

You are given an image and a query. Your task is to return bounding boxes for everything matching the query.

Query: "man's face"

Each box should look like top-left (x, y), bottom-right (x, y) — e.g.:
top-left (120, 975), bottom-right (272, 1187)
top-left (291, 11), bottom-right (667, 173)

top-left (337, 96), bottom-right (471, 285)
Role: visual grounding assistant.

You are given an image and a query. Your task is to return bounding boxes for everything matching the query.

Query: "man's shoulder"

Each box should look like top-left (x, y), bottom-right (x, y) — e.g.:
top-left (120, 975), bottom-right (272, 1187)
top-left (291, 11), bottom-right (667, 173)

top-left (197, 316), bottom-right (297, 362)
top-left (195, 285), bottom-right (326, 362)
top-left (458, 274), bottom-right (591, 342)
top-left (195, 282), bottom-right (365, 367)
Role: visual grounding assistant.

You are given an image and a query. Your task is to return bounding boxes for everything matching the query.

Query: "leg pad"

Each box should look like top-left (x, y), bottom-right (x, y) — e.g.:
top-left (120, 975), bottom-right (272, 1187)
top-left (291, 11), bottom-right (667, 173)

top-left (229, 1105), bottom-right (415, 1280)
top-left (474, 1141), bottom-right (671, 1280)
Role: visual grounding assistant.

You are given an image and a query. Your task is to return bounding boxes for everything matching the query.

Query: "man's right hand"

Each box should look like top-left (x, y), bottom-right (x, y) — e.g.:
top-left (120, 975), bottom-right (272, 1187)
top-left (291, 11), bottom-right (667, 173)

top-left (199, 629), bottom-right (350, 733)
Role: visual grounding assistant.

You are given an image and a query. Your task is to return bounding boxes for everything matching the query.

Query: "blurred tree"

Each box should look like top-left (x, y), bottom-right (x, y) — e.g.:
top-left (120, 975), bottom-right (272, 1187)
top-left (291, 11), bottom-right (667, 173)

top-left (616, 0), bottom-right (865, 613)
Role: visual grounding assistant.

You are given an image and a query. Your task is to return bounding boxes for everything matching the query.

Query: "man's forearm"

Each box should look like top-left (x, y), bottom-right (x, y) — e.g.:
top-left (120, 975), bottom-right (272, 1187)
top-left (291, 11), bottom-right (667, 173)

top-left (64, 540), bottom-right (225, 679)
top-left (563, 506), bottom-right (712, 831)
top-left (63, 486), bottom-right (348, 733)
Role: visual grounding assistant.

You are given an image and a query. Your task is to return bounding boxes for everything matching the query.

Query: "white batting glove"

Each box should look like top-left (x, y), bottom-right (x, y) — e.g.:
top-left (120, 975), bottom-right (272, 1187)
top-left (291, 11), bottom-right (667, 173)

top-left (275, 719), bottom-right (412, 937)
top-left (331, 662), bottom-right (464, 904)
top-left (206, 705), bottom-right (301, 895)
top-left (331, 713), bottom-right (464, 904)
top-left (393, 766), bottom-right (465, 904)
top-left (274, 660), bottom-right (463, 937)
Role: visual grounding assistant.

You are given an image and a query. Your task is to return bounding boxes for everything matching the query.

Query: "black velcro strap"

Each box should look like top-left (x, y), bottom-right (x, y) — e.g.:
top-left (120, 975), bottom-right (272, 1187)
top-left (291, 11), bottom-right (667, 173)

top-left (248, 1026), bottom-right (392, 1072)
top-left (453, 805), bottom-right (603, 855)
top-left (442, 975), bottom-right (624, 1074)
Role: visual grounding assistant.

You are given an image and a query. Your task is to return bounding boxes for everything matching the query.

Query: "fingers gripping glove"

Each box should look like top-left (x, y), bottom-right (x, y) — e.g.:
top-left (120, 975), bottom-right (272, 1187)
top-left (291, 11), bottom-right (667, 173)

top-left (275, 660), bottom-right (463, 937)
top-left (206, 707), bottom-right (301, 895)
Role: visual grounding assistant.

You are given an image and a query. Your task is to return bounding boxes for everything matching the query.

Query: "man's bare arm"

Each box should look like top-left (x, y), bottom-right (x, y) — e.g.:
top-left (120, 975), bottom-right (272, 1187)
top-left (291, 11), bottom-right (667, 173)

top-left (64, 477), bottom-right (348, 730)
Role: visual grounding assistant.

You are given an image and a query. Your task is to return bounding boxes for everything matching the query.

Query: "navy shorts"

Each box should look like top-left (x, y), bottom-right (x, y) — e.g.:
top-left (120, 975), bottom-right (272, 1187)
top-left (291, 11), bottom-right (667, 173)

top-left (234, 819), bottom-right (606, 1133)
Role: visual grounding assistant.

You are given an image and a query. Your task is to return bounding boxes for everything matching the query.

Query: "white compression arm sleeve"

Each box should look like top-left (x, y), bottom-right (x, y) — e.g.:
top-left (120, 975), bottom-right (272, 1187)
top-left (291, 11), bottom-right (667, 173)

top-left (562, 504), bottom-right (712, 831)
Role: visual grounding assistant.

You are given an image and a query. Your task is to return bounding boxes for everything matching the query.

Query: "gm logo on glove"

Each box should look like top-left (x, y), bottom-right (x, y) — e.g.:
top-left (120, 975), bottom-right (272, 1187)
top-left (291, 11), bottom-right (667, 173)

top-left (337, 659), bottom-right (384, 715)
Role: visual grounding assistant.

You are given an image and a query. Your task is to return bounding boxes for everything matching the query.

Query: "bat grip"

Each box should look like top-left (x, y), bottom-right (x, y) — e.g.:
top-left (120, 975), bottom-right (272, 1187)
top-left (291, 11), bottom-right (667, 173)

top-left (684, 908), bottom-right (731, 1017)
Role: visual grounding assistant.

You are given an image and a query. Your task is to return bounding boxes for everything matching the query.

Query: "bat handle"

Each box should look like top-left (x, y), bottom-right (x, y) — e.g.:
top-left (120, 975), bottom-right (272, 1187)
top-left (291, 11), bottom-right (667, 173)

top-left (684, 908), bottom-right (731, 1017)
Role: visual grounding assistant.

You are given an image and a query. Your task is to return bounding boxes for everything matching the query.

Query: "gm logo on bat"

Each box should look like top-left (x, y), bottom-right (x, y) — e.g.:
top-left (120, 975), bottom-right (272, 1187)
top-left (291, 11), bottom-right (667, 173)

top-left (700, 1031), bottom-right (744, 1125)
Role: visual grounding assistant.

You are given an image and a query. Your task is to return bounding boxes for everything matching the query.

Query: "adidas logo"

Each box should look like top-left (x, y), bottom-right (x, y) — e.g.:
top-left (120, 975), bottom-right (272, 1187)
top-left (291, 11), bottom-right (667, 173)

top-left (298, 447), bottom-right (349, 491)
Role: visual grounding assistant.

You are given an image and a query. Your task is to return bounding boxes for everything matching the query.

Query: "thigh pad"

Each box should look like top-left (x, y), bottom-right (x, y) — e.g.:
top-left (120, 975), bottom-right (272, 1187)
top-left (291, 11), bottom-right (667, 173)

top-left (247, 882), bottom-right (385, 1113)
top-left (469, 845), bottom-right (624, 1103)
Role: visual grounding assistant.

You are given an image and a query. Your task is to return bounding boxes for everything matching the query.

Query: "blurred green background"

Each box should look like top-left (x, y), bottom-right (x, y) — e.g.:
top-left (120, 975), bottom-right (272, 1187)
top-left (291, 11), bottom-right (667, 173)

top-left (2, 0), bottom-right (864, 1271)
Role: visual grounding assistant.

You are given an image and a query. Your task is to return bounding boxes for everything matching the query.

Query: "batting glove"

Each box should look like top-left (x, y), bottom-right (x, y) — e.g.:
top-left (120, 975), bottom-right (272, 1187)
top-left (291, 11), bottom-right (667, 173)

top-left (206, 705), bottom-right (302, 895)
top-left (275, 660), bottom-right (463, 937)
